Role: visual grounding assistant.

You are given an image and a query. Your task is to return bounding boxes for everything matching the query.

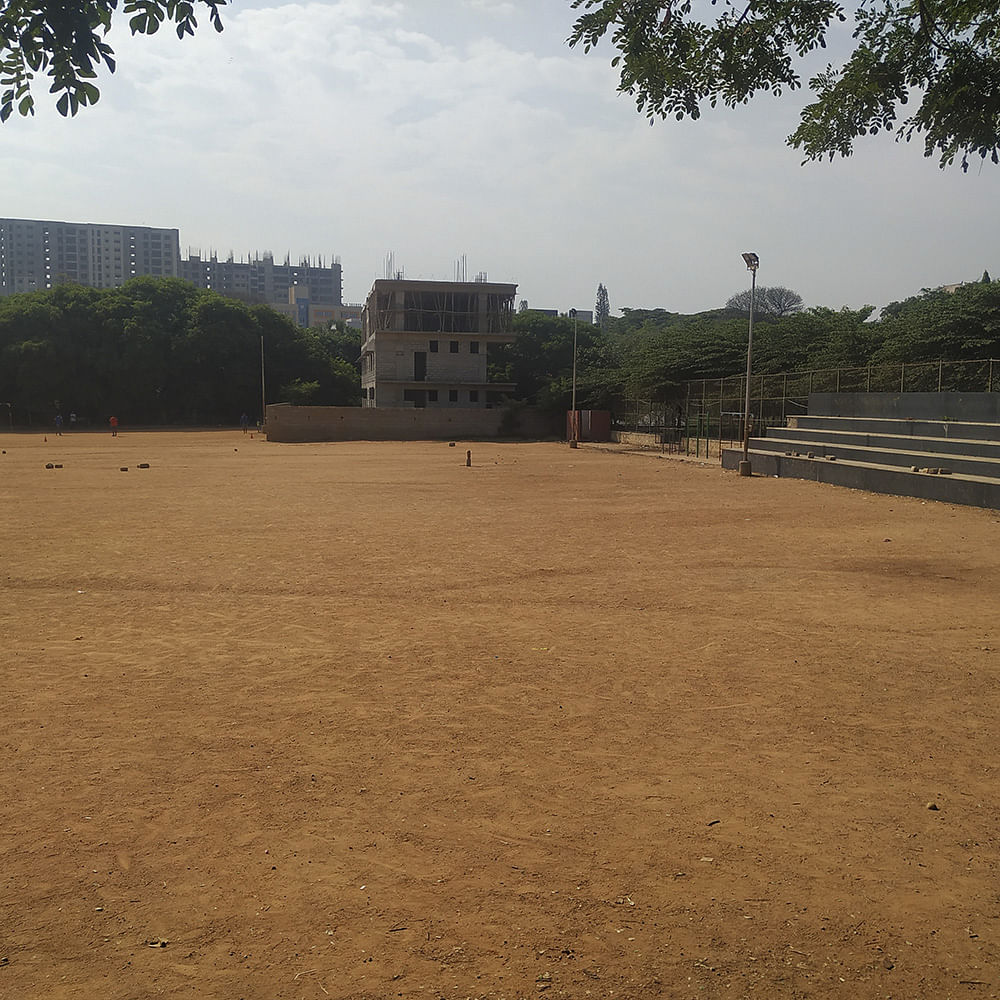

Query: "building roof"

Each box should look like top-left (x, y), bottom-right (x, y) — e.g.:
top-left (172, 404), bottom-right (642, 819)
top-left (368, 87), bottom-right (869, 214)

top-left (367, 277), bottom-right (517, 296)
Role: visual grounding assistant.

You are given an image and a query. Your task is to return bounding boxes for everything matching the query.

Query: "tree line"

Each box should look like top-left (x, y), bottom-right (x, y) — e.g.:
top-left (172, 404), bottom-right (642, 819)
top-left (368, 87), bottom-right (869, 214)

top-left (4, 272), bottom-right (1000, 428)
top-left (494, 273), bottom-right (1000, 412)
top-left (0, 277), bottom-right (360, 427)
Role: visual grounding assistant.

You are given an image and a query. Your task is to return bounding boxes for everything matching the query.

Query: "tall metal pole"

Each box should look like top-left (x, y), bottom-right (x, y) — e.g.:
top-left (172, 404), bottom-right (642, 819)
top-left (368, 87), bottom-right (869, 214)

top-left (569, 309), bottom-right (578, 447)
top-left (260, 335), bottom-right (266, 430)
top-left (572, 316), bottom-right (578, 416)
top-left (739, 254), bottom-right (759, 476)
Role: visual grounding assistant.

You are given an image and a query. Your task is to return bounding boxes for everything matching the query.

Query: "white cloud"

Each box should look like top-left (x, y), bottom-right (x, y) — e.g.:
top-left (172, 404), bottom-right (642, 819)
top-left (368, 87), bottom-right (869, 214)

top-left (2, 0), bottom-right (999, 312)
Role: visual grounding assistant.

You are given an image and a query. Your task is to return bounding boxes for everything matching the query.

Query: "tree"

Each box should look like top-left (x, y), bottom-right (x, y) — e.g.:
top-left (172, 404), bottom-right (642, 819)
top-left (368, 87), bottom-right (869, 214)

top-left (491, 311), bottom-right (617, 410)
top-left (983, 270), bottom-right (993, 283)
top-left (726, 286), bottom-right (804, 317)
top-left (875, 282), bottom-right (1000, 362)
top-left (595, 283), bottom-right (611, 329)
top-left (0, 277), bottom-right (358, 424)
top-left (1, 1), bottom-right (226, 122)
top-left (568, 0), bottom-right (1000, 171)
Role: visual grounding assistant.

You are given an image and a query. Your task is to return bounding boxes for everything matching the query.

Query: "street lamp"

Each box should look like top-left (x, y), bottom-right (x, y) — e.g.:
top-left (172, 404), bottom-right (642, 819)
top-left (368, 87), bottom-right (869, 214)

top-left (739, 252), bottom-right (759, 477)
top-left (569, 308), bottom-right (579, 447)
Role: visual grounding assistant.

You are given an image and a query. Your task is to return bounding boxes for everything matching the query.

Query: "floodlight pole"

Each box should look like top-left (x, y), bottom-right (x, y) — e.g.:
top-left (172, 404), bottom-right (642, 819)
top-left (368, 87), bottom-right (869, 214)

top-left (569, 308), bottom-right (579, 448)
top-left (260, 335), bottom-right (266, 431)
top-left (739, 253), bottom-right (759, 477)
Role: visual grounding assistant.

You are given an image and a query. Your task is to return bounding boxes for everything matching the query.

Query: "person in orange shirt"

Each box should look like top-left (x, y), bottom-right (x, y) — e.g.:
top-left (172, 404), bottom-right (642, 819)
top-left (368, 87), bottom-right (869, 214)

top-left (109, 415), bottom-right (119, 437)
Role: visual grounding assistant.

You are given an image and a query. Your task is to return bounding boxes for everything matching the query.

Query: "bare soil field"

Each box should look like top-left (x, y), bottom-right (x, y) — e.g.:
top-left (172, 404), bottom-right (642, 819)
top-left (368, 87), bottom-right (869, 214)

top-left (1, 430), bottom-right (999, 1000)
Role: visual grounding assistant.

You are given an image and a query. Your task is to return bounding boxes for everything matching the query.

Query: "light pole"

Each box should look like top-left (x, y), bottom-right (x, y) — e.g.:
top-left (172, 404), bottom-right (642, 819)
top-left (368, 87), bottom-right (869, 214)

top-left (739, 252), bottom-right (759, 477)
top-left (260, 335), bottom-right (266, 431)
top-left (569, 308), bottom-right (579, 447)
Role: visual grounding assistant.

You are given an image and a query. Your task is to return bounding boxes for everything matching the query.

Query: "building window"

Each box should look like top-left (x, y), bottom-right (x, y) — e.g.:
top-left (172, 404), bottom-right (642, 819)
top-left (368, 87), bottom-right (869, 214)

top-left (469, 390), bottom-right (479, 403)
top-left (429, 340), bottom-right (438, 352)
top-left (470, 341), bottom-right (480, 354)
top-left (449, 341), bottom-right (459, 353)
top-left (428, 390), bottom-right (438, 402)
top-left (449, 389), bottom-right (458, 402)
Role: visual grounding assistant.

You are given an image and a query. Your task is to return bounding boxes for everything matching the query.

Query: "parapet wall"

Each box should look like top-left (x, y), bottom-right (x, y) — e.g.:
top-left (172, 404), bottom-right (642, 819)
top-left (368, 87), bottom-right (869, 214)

top-left (265, 404), bottom-right (559, 442)
top-left (809, 392), bottom-right (1000, 422)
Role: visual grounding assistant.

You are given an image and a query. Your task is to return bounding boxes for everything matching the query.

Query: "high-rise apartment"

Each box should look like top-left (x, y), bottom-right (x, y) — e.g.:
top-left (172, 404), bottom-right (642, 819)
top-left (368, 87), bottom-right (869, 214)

top-left (179, 251), bottom-right (342, 306)
top-left (0, 218), bottom-right (343, 313)
top-left (0, 217), bottom-right (180, 294)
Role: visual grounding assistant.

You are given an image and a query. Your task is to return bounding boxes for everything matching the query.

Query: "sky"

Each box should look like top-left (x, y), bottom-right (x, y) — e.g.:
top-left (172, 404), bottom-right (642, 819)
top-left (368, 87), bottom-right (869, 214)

top-left (5, 0), bottom-right (1000, 316)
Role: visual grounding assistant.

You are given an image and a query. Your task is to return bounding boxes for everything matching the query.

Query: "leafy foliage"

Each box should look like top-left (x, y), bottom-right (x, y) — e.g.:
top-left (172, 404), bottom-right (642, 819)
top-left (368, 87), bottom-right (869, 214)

top-left (595, 283), bottom-right (611, 329)
top-left (875, 281), bottom-right (1000, 361)
top-left (726, 285), bottom-right (804, 317)
top-left (490, 311), bottom-right (623, 412)
top-left (568, 0), bottom-right (1000, 170)
top-left (0, 277), bottom-right (359, 425)
top-left (1, 1), bottom-right (226, 122)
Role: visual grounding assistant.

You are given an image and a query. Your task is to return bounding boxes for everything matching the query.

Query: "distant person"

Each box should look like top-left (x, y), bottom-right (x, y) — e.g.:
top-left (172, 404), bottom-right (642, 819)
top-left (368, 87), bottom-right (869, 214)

top-left (240, 412), bottom-right (249, 434)
top-left (54, 414), bottom-right (63, 436)
top-left (109, 415), bottom-right (119, 437)
top-left (69, 411), bottom-right (77, 429)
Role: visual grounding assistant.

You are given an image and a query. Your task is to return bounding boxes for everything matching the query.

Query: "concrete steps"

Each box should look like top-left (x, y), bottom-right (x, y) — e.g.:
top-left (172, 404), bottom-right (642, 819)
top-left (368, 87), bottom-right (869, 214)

top-left (781, 423), bottom-right (1000, 458)
top-left (788, 414), bottom-right (1000, 442)
top-left (752, 435), bottom-right (1000, 479)
top-left (722, 449), bottom-right (1000, 508)
top-left (722, 396), bottom-right (1000, 509)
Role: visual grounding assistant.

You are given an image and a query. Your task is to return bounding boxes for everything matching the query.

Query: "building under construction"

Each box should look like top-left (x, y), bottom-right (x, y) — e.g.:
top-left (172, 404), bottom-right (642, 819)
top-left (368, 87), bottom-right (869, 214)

top-left (361, 278), bottom-right (517, 408)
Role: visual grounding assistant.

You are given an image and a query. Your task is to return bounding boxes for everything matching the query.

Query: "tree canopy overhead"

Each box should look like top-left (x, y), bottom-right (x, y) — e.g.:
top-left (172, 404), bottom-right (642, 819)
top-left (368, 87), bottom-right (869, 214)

top-left (1, 1), bottom-right (226, 122)
top-left (568, 0), bottom-right (1000, 171)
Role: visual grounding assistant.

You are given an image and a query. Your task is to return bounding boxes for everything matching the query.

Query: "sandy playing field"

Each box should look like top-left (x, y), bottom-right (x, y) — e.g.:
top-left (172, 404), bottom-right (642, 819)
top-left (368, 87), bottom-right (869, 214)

top-left (1, 430), bottom-right (999, 1000)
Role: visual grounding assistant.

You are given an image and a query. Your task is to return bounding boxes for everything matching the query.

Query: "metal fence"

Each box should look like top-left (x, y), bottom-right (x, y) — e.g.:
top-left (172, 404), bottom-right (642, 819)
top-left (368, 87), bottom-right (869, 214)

top-left (612, 358), bottom-right (1000, 459)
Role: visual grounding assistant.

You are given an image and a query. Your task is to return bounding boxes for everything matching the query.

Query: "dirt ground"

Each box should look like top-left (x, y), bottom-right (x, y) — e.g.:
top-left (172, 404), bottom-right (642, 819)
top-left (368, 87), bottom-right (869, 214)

top-left (2, 430), bottom-right (999, 1000)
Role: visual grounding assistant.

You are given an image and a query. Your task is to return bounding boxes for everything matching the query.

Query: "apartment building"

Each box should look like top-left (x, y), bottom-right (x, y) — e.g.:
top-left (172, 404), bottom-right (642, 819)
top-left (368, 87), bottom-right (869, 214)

top-left (179, 251), bottom-right (342, 307)
top-left (360, 278), bottom-right (517, 408)
top-left (0, 217), bottom-right (179, 294)
top-left (0, 219), bottom-right (343, 320)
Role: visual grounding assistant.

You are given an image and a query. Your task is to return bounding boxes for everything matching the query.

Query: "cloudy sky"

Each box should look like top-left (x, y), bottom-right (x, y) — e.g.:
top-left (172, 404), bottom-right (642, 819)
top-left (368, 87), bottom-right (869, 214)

top-left (5, 0), bottom-right (1000, 315)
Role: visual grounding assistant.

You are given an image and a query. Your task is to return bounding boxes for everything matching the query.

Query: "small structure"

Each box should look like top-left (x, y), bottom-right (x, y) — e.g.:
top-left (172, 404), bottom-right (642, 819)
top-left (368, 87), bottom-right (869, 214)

top-left (360, 278), bottom-right (517, 408)
top-left (566, 410), bottom-right (611, 442)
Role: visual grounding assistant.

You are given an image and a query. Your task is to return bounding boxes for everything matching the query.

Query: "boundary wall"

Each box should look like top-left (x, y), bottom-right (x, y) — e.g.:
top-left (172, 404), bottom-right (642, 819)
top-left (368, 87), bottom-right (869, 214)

top-left (611, 431), bottom-right (661, 449)
top-left (809, 392), bottom-right (1000, 422)
top-left (265, 404), bottom-right (559, 442)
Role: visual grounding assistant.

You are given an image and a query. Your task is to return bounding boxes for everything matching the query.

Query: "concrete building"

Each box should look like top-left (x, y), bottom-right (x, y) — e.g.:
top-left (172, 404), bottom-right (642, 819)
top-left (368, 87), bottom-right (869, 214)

top-left (360, 278), bottom-right (517, 408)
top-left (1, 217), bottom-right (180, 294)
top-left (179, 251), bottom-right (342, 307)
top-left (521, 306), bottom-right (595, 324)
top-left (269, 285), bottom-right (362, 328)
top-left (0, 218), bottom-right (344, 313)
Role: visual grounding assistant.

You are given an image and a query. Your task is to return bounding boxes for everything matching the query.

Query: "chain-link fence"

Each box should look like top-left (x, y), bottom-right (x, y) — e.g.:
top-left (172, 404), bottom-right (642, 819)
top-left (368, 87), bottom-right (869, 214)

top-left (611, 359), bottom-right (1000, 458)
